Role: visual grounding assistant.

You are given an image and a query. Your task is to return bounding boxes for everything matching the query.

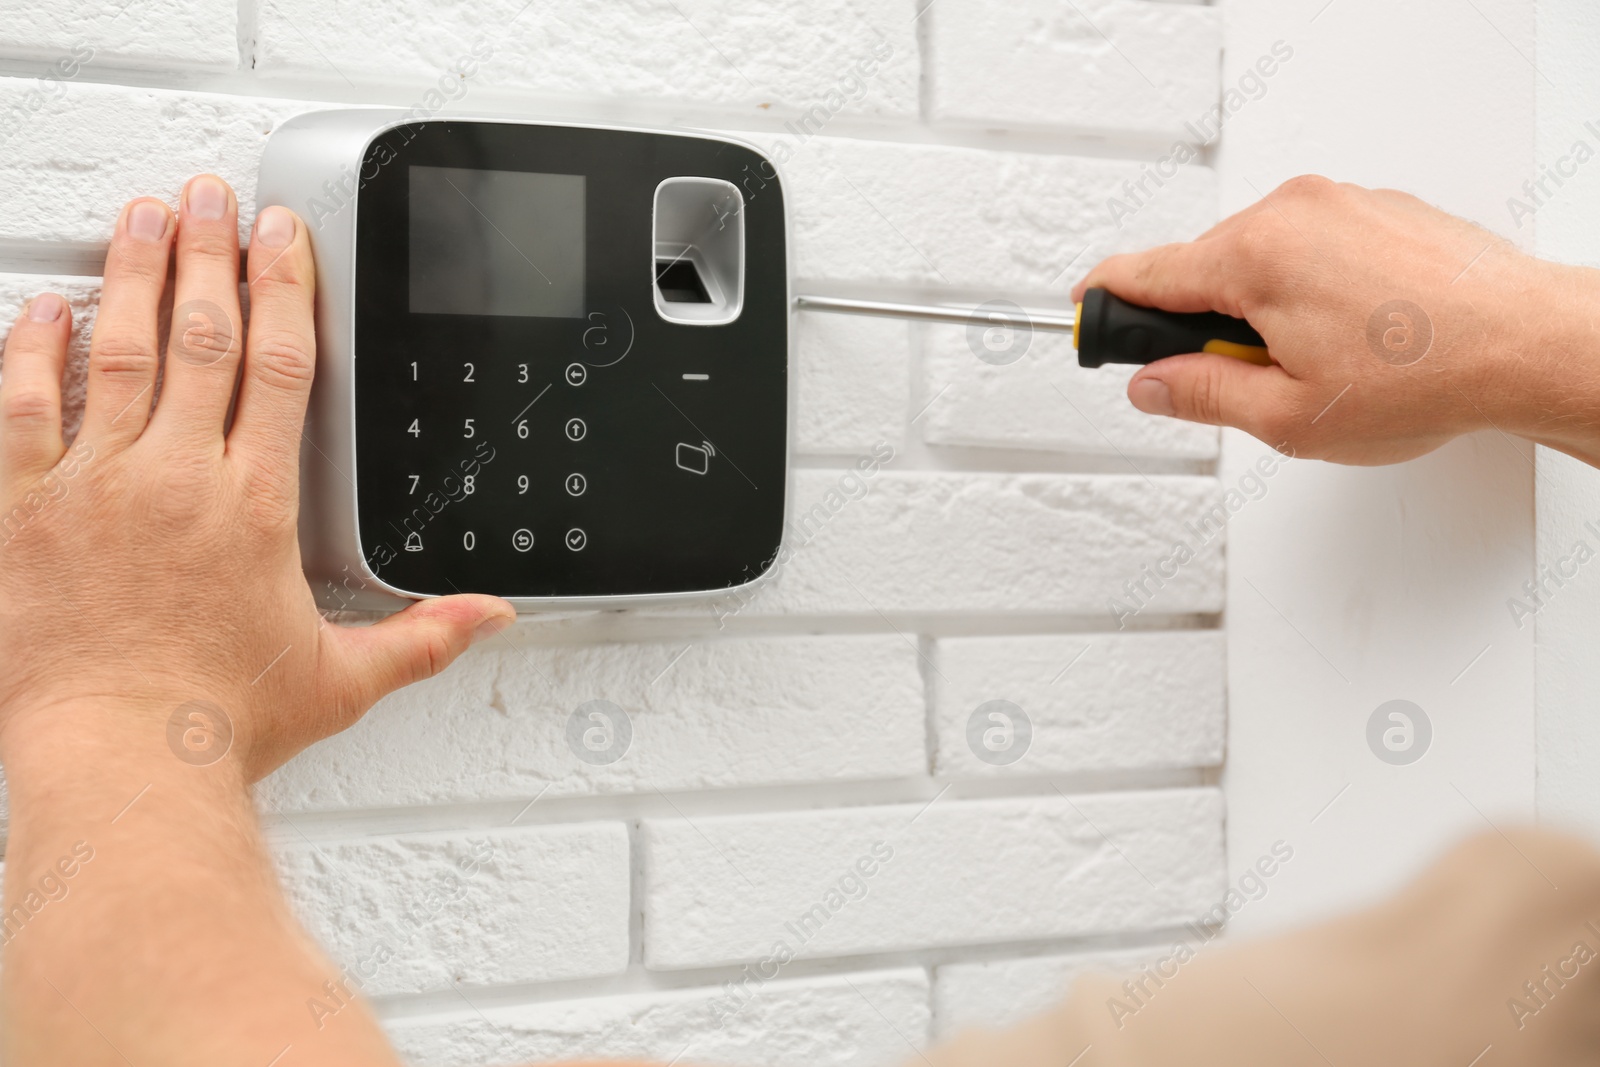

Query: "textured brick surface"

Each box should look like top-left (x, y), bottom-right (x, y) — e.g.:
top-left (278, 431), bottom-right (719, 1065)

top-left (920, 323), bottom-right (1219, 459)
top-left (0, 1), bottom-right (238, 72)
top-left (931, 632), bottom-right (1226, 777)
top-left (760, 134), bottom-right (1216, 289)
top-left (0, 81), bottom-right (1213, 297)
top-left (928, 0), bottom-right (1222, 137)
top-left (706, 470), bottom-right (1224, 617)
top-left (272, 824), bottom-right (630, 996)
top-left (386, 969), bottom-right (931, 1067)
top-left (253, 0), bottom-right (919, 118)
top-left (261, 636), bottom-right (927, 813)
top-left (0, 79), bottom-right (312, 244)
top-left (934, 949), bottom-right (1150, 1036)
top-left (797, 310), bottom-right (910, 454)
top-left (642, 790), bottom-right (1224, 968)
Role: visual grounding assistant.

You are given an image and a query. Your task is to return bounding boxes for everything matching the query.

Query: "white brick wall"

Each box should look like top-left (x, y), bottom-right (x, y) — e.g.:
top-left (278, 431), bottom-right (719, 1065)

top-left (275, 825), bottom-right (631, 996)
top-left (387, 968), bottom-right (931, 1067)
top-left (934, 949), bottom-right (1150, 1036)
top-left (767, 133), bottom-right (1216, 290)
top-left (0, 1), bottom-right (1228, 1060)
top-left (261, 636), bottom-right (928, 811)
top-left (252, 0), bottom-right (921, 118)
top-left (927, 0), bottom-right (1221, 138)
top-left (642, 790), bottom-right (1223, 968)
top-left (931, 632), bottom-right (1226, 777)
top-left (920, 324), bottom-right (1220, 460)
top-left (0, 0), bottom-right (238, 72)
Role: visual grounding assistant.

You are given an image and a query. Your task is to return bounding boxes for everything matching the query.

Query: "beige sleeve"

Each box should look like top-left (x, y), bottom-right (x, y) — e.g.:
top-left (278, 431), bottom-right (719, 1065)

top-left (918, 828), bottom-right (1600, 1067)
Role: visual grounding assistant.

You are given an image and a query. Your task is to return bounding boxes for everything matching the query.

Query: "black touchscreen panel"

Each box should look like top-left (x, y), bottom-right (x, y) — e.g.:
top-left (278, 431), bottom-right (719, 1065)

top-left (353, 122), bottom-right (788, 599)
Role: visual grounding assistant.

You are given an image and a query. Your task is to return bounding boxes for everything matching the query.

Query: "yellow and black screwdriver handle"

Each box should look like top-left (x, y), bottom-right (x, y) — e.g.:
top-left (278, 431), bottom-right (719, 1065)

top-left (1074, 288), bottom-right (1272, 369)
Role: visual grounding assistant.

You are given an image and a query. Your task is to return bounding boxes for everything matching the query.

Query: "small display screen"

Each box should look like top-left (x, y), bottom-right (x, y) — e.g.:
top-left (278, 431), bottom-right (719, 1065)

top-left (408, 165), bottom-right (585, 318)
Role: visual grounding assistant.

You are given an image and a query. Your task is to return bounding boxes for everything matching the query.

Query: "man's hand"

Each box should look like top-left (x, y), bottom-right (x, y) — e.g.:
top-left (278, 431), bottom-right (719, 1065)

top-left (0, 174), bottom-right (514, 780)
top-left (1073, 175), bottom-right (1600, 466)
top-left (0, 176), bottom-right (518, 1066)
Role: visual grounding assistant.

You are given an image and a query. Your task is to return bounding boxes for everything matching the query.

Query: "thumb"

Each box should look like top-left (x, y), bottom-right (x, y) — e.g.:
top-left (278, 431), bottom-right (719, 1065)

top-left (330, 594), bottom-right (516, 707)
top-left (1127, 352), bottom-right (1299, 440)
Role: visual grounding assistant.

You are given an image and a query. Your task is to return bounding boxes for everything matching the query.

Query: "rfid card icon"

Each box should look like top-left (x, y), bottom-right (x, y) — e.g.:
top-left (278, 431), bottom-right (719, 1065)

top-left (676, 440), bottom-right (715, 475)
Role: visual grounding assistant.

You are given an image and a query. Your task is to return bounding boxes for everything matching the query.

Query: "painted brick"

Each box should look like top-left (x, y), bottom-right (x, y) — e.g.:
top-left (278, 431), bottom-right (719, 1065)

top-left (641, 789), bottom-right (1224, 968)
top-left (260, 636), bottom-right (927, 813)
top-left (272, 824), bottom-right (630, 996)
top-left (934, 949), bottom-right (1149, 1037)
top-left (931, 631), bottom-right (1225, 777)
top-left (920, 322), bottom-right (1219, 459)
top-left (797, 310), bottom-right (910, 454)
top-left (0, 79), bottom-right (313, 245)
top-left (0, 1), bottom-right (238, 73)
top-left (696, 470), bottom-right (1224, 618)
top-left (0, 273), bottom-right (103, 442)
top-left (252, 0), bottom-right (919, 119)
top-left (0, 83), bottom-right (1213, 298)
top-left (750, 134), bottom-right (1216, 290)
top-left (385, 968), bottom-right (930, 1067)
top-left (928, 0), bottom-right (1221, 138)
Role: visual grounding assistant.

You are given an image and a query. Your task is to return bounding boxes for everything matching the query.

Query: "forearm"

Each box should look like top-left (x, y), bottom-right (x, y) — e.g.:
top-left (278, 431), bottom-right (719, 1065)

top-left (0, 702), bottom-right (400, 1067)
top-left (1493, 261), bottom-right (1600, 469)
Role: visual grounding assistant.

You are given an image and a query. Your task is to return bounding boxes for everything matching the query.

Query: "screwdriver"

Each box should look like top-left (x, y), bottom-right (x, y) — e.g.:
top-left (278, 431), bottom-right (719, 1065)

top-left (794, 288), bottom-right (1272, 368)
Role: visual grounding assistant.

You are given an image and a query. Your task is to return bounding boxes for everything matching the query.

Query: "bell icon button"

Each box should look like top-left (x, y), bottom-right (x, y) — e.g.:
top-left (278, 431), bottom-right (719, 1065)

top-left (404, 531), bottom-right (423, 552)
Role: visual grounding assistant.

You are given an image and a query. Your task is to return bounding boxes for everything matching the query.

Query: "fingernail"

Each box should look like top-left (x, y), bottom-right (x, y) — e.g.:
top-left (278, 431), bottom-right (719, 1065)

top-left (1129, 376), bottom-right (1176, 416)
top-left (127, 200), bottom-right (169, 243)
top-left (27, 293), bottom-right (64, 323)
top-left (473, 615), bottom-right (513, 644)
top-left (185, 175), bottom-right (230, 221)
top-left (254, 206), bottom-right (295, 248)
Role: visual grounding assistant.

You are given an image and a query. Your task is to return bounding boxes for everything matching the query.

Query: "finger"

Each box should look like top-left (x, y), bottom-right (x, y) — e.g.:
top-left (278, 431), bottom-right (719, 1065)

top-left (80, 197), bottom-right (174, 447)
top-left (1127, 352), bottom-right (1303, 444)
top-left (1071, 239), bottom-right (1237, 315)
top-left (149, 174), bottom-right (244, 443)
top-left (229, 206), bottom-right (316, 472)
top-left (0, 293), bottom-right (71, 483)
top-left (329, 595), bottom-right (516, 709)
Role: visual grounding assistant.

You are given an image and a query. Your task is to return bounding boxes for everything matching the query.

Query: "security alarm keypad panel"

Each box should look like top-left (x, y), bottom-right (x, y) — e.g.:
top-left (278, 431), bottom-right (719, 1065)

top-left (261, 115), bottom-right (790, 607)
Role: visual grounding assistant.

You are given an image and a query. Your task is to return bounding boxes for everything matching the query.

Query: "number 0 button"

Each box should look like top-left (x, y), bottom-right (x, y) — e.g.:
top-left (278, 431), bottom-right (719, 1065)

top-left (565, 527), bottom-right (587, 552)
top-left (565, 418), bottom-right (586, 441)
